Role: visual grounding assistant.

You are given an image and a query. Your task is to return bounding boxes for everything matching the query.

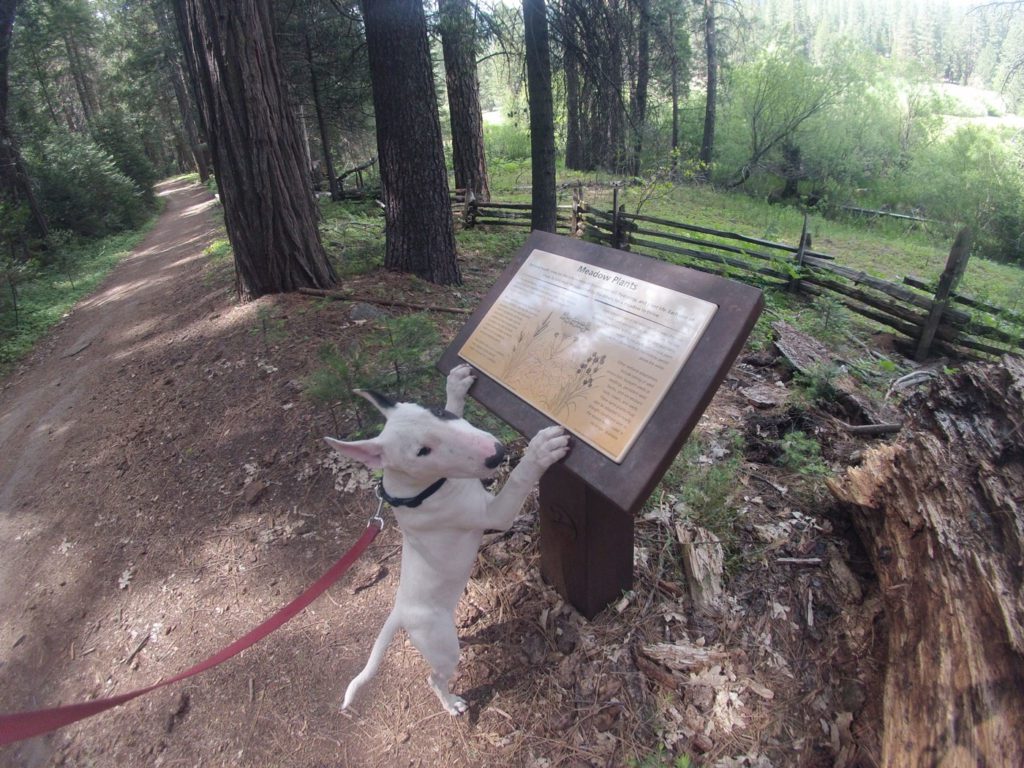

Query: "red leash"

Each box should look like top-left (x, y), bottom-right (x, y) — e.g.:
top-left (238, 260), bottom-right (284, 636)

top-left (0, 520), bottom-right (383, 747)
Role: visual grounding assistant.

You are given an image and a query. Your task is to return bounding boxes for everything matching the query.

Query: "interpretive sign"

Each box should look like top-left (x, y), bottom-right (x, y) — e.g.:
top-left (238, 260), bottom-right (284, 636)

top-left (441, 230), bottom-right (762, 618)
top-left (459, 249), bottom-right (717, 463)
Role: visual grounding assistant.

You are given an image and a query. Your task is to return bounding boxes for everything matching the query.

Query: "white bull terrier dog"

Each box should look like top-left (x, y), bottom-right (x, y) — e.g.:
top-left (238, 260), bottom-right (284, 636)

top-left (326, 364), bottom-right (570, 715)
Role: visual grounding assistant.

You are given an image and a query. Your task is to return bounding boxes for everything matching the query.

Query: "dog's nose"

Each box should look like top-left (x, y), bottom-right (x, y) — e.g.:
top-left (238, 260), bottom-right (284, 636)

top-left (484, 442), bottom-right (506, 469)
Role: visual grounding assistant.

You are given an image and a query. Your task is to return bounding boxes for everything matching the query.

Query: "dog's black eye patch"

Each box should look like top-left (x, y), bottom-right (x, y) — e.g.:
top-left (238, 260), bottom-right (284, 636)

top-left (430, 406), bottom-right (459, 421)
top-left (417, 446), bottom-right (432, 457)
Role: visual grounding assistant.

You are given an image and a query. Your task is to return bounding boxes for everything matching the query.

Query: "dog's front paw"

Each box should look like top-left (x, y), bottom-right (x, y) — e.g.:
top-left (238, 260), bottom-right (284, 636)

top-left (525, 426), bottom-right (571, 472)
top-left (445, 364), bottom-right (475, 414)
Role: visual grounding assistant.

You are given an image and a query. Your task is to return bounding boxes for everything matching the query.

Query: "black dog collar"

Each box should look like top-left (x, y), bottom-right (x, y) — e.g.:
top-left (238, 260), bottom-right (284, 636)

top-left (377, 478), bottom-right (447, 509)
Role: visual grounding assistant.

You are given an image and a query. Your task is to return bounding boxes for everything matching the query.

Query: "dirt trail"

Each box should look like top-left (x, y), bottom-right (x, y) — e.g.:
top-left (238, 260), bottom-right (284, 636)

top-left (0, 179), bottom-right (227, 763)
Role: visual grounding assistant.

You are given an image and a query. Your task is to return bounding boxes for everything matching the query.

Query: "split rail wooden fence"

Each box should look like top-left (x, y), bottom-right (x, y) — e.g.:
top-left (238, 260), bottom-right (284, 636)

top-left (452, 189), bottom-right (1023, 361)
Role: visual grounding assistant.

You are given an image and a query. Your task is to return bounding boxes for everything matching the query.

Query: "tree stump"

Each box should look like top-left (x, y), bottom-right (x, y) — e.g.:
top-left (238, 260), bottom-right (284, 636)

top-left (828, 356), bottom-right (1024, 767)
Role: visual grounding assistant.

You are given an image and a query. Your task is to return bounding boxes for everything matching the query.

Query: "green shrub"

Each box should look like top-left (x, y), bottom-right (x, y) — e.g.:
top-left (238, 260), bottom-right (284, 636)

top-left (881, 124), bottom-right (1024, 263)
top-left (29, 133), bottom-right (150, 238)
top-left (485, 122), bottom-right (531, 162)
top-left (90, 111), bottom-right (158, 203)
top-left (304, 313), bottom-right (442, 434)
top-left (775, 430), bottom-right (829, 477)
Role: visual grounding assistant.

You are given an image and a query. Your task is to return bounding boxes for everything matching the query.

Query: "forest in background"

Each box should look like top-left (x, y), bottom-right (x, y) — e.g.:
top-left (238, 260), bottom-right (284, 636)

top-left (1, 0), bottom-right (1023, 308)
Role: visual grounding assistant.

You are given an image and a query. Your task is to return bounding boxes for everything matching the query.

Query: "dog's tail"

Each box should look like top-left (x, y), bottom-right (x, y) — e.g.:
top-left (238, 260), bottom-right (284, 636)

top-left (342, 611), bottom-right (400, 710)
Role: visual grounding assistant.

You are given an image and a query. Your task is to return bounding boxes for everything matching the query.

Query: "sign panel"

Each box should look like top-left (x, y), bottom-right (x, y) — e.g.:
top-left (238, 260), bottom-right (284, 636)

top-left (459, 249), bottom-right (717, 462)
top-left (440, 230), bottom-right (763, 513)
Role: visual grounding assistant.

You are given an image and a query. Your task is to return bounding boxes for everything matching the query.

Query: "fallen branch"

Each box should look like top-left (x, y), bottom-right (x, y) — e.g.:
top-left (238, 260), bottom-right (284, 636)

top-left (124, 634), bottom-right (149, 666)
top-left (297, 287), bottom-right (471, 315)
top-left (832, 418), bottom-right (903, 436)
top-left (335, 156), bottom-right (377, 183)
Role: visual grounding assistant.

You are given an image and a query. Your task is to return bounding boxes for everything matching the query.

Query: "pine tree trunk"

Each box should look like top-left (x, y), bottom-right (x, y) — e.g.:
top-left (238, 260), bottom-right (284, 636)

top-left (669, 10), bottom-right (680, 167)
top-left (173, 0), bottom-right (336, 299)
top-left (828, 357), bottom-right (1024, 767)
top-left (439, 0), bottom-right (489, 203)
top-left (304, 29), bottom-right (339, 201)
top-left (361, 0), bottom-right (460, 285)
top-left (629, 0), bottom-right (650, 176)
top-left (0, 0), bottom-right (47, 238)
top-left (698, 0), bottom-right (717, 180)
top-left (524, 0), bottom-right (557, 232)
top-left (561, 0), bottom-right (584, 170)
top-left (62, 30), bottom-right (95, 125)
top-left (153, 3), bottom-right (210, 182)
top-left (605, 0), bottom-right (625, 173)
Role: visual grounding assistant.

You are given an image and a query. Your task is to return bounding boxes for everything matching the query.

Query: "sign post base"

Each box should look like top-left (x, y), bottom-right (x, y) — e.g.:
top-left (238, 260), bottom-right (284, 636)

top-left (539, 465), bottom-right (634, 620)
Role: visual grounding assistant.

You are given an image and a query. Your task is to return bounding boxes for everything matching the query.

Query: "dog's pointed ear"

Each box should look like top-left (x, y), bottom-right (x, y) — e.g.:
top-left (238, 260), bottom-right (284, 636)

top-left (324, 436), bottom-right (385, 470)
top-left (353, 389), bottom-right (396, 416)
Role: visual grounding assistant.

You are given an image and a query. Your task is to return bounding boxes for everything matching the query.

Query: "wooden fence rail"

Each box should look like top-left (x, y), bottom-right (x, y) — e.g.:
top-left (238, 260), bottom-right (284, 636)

top-left (450, 191), bottom-right (1023, 361)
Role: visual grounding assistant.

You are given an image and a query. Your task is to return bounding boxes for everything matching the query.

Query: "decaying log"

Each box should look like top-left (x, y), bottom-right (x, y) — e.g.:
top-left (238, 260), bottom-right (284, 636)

top-left (773, 320), bottom-right (888, 424)
top-left (828, 356), bottom-right (1024, 767)
top-left (675, 522), bottom-right (724, 611)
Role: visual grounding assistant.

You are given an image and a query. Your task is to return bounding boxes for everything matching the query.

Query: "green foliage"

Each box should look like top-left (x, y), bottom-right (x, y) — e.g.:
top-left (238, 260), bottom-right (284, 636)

top-left (304, 341), bottom-right (375, 434)
top-left (251, 305), bottom-right (287, 352)
top-left (485, 122), bottom-right (532, 163)
top-left (629, 746), bottom-right (694, 768)
top-left (774, 430), bottom-right (829, 477)
top-left (90, 111), bottom-right (159, 203)
top-left (0, 222), bottom-right (154, 376)
top-left (318, 199), bottom-right (385, 277)
top-left (203, 238), bottom-right (233, 263)
top-left (375, 313), bottom-right (441, 397)
top-left (29, 133), bottom-right (151, 238)
top-left (304, 313), bottom-right (442, 433)
top-left (715, 37), bottom-right (857, 188)
top-left (799, 295), bottom-right (851, 347)
top-left (793, 362), bottom-right (841, 407)
top-left (887, 124), bottom-right (1024, 263)
top-left (662, 430), bottom-right (745, 546)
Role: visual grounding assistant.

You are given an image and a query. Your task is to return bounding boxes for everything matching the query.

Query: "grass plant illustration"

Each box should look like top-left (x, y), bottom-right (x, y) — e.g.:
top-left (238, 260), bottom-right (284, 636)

top-left (544, 351), bottom-right (607, 417)
top-left (500, 311), bottom-right (552, 381)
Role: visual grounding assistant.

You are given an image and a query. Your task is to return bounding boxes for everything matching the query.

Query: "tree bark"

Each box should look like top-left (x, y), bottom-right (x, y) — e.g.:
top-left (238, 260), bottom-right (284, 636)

top-left (0, 0), bottom-right (47, 238)
top-left (304, 27), bottom-right (338, 201)
top-left (604, 0), bottom-right (625, 173)
top-left (361, 0), bottom-right (460, 285)
top-left (669, 9), bottom-right (680, 168)
top-left (439, 0), bottom-right (489, 203)
top-left (629, 0), bottom-right (650, 176)
top-left (62, 29), bottom-right (96, 125)
top-left (698, 0), bottom-right (717, 180)
top-left (173, 0), bottom-right (336, 298)
top-left (153, 2), bottom-right (210, 181)
top-left (561, 0), bottom-right (581, 170)
top-left (523, 0), bottom-right (557, 232)
top-left (828, 357), bottom-right (1024, 767)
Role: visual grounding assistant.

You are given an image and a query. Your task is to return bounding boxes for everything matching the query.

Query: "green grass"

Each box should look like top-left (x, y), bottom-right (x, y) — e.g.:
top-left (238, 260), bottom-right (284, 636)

top-left (482, 166), bottom-right (1024, 314)
top-left (319, 197), bottom-right (385, 277)
top-left (1, 217), bottom-right (159, 376)
top-left (660, 430), bottom-right (745, 551)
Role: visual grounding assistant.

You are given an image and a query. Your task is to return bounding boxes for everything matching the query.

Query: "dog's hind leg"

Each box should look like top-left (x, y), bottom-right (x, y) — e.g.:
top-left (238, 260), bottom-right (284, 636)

top-left (406, 620), bottom-right (467, 715)
top-left (342, 612), bottom-right (400, 711)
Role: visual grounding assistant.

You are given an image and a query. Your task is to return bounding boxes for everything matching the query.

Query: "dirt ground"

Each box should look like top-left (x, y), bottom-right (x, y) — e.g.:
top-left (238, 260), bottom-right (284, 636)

top-left (1, 179), bottom-right (887, 767)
